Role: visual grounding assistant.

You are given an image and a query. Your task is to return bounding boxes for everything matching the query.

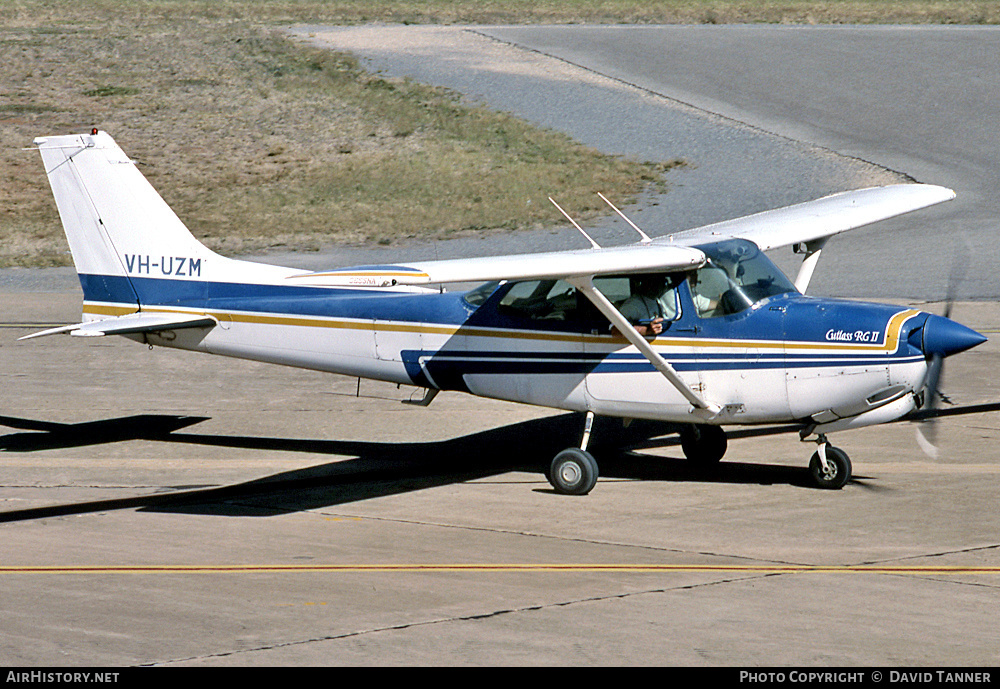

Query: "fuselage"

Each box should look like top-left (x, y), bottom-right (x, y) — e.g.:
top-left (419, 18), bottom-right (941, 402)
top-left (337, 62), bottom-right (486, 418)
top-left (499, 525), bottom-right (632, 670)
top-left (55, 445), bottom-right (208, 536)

top-left (83, 262), bottom-right (958, 430)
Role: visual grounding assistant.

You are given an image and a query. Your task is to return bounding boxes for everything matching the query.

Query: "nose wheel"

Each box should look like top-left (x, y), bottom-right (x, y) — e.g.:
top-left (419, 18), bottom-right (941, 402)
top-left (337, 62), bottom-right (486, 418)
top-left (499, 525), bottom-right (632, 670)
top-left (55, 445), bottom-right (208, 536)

top-left (809, 441), bottom-right (852, 489)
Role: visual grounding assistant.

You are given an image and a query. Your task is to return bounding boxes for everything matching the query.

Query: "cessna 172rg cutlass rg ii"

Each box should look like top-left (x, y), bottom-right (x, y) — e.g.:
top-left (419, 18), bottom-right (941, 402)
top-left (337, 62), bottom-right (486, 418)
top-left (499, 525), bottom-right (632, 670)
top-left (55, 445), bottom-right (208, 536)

top-left (24, 131), bottom-right (986, 494)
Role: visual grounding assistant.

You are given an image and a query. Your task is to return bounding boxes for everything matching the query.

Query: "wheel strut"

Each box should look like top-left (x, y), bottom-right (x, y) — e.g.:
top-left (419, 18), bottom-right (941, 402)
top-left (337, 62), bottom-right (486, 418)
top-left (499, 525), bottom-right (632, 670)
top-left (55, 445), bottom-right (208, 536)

top-left (815, 433), bottom-right (831, 473)
top-left (581, 411), bottom-right (595, 452)
top-left (547, 411), bottom-right (599, 495)
top-left (807, 434), bottom-right (852, 490)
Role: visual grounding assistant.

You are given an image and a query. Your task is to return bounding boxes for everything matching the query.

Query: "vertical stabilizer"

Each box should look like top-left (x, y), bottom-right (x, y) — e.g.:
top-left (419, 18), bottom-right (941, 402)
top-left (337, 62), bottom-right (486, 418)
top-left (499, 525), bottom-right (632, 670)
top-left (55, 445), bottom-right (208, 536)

top-left (34, 131), bottom-right (297, 312)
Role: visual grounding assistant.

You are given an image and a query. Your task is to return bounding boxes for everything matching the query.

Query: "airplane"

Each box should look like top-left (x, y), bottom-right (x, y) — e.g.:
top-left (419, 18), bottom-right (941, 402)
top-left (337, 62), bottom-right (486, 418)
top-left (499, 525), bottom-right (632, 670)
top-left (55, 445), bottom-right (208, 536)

top-left (23, 130), bottom-right (987, 495)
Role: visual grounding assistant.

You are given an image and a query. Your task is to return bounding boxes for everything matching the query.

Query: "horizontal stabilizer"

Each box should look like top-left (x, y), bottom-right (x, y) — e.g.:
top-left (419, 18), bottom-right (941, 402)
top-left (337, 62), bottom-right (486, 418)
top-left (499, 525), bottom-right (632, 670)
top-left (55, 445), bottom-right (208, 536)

top-left (19, 312), bottom-right (217, 341)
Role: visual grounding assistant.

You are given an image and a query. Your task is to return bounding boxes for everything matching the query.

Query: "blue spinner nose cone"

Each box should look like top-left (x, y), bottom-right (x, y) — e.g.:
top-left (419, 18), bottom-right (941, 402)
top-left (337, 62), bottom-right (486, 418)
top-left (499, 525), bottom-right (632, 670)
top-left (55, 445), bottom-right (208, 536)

top-left (922, 314), bottom-right (988, 357)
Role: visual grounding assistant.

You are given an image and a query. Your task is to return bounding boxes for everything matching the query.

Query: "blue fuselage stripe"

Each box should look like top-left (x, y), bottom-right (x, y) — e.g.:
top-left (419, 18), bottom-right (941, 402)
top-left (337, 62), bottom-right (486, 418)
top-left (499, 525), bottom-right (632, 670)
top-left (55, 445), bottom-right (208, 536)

top-left (80, 274), bottom-right (927, 377)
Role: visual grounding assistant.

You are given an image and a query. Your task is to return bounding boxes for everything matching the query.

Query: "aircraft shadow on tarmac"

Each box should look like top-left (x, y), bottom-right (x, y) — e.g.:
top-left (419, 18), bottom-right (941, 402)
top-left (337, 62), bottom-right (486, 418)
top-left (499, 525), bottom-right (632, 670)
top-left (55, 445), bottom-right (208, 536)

top-left (1, 401), bottom-right (998, 522)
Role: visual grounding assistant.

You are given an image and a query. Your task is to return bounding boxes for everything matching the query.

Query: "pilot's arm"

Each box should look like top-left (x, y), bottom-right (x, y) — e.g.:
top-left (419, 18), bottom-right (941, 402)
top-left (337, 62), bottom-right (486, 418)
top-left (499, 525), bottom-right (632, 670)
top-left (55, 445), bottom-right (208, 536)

top-left (618, 295), bottom-right (663, 336)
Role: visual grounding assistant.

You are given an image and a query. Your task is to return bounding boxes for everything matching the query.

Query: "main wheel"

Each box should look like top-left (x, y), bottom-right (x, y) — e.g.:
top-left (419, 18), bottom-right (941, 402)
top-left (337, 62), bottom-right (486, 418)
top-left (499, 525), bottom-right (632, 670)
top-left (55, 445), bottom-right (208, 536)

top-left (549, 448), bottom-right (599, 495)
top-left (680, 424), bottom-right (728, 465)
top-left (809, 446), bottom-right (852, 489)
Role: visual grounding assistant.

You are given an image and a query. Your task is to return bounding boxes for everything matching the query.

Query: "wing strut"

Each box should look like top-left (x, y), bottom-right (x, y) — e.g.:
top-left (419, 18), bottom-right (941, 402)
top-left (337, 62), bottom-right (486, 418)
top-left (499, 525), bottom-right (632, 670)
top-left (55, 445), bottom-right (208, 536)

top-left (792, 237), bottom-right (829, 294)
top-left (569, 276), bottom-right (721, 420)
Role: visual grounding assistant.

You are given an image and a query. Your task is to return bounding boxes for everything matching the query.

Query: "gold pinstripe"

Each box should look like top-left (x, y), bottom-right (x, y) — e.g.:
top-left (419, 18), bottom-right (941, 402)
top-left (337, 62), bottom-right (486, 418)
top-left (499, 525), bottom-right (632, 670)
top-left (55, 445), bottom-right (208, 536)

top-left (81, 302), bottom-right (921, 353)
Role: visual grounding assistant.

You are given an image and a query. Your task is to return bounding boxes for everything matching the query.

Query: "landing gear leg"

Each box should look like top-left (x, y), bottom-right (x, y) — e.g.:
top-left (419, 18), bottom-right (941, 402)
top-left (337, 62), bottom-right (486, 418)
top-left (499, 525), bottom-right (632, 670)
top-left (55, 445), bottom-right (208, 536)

top-left (548, 411), bottom-right (599, 495)
top-left (808, 434), bottom-right (852, 489)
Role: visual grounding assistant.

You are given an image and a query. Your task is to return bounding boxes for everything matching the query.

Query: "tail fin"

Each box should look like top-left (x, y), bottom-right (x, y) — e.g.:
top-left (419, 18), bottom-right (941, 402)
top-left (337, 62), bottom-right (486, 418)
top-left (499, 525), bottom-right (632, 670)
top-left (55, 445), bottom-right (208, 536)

top-left (35, 131), bottom-right (217, 308)
top-left (34, 131), bottom-right (295, 312)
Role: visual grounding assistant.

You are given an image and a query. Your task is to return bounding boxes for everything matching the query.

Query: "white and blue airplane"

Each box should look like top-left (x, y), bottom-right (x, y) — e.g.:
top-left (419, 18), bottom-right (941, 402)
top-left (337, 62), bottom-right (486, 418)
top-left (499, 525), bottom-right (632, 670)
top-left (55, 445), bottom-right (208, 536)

top-left (24, 131), bottom-right (986, 494)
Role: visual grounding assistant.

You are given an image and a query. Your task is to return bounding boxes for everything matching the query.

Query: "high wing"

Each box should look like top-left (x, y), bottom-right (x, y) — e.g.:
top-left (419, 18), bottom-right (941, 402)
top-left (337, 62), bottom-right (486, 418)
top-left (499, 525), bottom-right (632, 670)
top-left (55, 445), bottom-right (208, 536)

top-left (665, 183), bottom-right (955, 251)
top-left (289, 184), bottom-right (953, 289)
top-left (286, 243), bottom-right (707, 287)
top-left (19, 312), bottom-right (217, 341)
top-left (287, 242), bottom-right (719, 417)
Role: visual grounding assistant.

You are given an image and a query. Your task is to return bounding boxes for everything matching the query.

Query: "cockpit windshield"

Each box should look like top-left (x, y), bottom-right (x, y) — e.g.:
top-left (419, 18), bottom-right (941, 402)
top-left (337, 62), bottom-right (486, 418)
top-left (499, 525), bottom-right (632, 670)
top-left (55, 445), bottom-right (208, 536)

top-left (688, 238), bottom-right (797, 318)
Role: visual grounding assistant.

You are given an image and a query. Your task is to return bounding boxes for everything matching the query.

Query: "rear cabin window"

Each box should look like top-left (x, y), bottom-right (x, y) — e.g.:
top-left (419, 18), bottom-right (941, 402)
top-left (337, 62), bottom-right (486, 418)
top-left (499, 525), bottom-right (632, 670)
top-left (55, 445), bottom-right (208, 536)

top-left (496, 274), bottom-right (682, 327)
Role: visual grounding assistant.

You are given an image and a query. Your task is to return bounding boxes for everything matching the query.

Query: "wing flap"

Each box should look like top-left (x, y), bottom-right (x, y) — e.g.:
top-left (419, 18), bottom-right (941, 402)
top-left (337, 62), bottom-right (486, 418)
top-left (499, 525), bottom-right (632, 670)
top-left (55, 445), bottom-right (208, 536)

top-left (288, 244), bottom-right (706, 287)
top-left (19, 312), bottom-right (217, 341)
top-left (667, 184), bottom-right (955, 251)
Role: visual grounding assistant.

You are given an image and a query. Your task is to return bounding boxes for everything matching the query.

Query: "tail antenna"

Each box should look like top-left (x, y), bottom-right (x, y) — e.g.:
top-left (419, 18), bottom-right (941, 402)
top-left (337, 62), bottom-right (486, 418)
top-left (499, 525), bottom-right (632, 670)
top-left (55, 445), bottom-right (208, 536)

top-left (598, 192), bottom-right (652, 244)
top-left (549, 197), bottom-right (601, 249)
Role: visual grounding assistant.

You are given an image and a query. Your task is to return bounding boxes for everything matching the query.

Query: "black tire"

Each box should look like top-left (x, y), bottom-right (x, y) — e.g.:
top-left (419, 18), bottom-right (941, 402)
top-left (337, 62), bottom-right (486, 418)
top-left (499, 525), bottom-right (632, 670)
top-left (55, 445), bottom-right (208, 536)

top-left (809, 446), bottom-right (852, 489)
top-left (549, 448), bottom-right (599, 495)
top-left (680, 424), bottom-right (728, 464)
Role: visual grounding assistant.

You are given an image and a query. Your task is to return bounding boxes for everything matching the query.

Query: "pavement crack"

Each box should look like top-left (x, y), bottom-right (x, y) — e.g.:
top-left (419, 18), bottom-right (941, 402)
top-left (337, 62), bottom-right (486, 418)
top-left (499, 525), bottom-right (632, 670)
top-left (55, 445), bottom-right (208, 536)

top-left (147, 571), bottom-right (774, 666)
top-left (315, 509), bottom-right (810, 568)
top-left (860, 542), bottom-right (1000, 567)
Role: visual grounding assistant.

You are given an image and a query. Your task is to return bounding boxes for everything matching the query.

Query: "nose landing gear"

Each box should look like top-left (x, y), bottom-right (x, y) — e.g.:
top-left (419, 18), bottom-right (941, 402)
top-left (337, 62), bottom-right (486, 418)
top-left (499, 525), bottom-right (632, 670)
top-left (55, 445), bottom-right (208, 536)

top-left (808, 436), bottom-right (852, 489)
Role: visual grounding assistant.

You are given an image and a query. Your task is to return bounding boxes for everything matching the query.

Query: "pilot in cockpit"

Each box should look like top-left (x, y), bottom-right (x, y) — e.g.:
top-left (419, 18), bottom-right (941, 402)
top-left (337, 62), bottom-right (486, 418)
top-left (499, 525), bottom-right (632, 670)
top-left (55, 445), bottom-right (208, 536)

top-left (619, 274), bottom-right (679, 337)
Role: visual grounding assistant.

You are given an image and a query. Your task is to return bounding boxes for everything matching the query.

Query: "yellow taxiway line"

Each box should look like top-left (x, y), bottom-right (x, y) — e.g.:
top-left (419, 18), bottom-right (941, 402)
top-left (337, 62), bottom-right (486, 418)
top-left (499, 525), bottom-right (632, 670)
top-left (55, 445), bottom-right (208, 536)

top-left (1, 564), bottom-right (998, 575)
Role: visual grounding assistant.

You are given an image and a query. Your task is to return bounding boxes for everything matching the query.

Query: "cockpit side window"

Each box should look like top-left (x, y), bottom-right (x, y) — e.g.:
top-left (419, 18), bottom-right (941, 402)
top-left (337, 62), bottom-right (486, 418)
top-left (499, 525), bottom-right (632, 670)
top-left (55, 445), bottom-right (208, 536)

top-left (687, 266), bottom-right (732, 318)
top-left (496, 274), bottom-right (683, 330)
top-left (613, 273), bottom-right (682, 324)
top-left (690, 238), bottom-right (797, 318)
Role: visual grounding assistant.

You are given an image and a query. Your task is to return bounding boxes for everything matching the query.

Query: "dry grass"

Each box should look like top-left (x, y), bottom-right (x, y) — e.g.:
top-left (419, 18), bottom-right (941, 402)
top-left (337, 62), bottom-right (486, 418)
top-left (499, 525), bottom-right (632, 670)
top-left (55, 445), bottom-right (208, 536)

top-left (6, 1), bottom-right (998, 26)
top-left (1, 11), bottom-right (681, 266)
top-left (3, 1), bottom-right (994, 267)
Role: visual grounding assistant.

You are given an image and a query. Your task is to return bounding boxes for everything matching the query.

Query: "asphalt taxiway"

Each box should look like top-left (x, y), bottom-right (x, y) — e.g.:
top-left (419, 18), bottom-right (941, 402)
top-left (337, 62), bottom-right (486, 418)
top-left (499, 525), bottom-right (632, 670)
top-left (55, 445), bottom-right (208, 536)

top-left (2, 294), bottom-right (998, 665)
top-left (3, 25), bottom-right (1000, 666)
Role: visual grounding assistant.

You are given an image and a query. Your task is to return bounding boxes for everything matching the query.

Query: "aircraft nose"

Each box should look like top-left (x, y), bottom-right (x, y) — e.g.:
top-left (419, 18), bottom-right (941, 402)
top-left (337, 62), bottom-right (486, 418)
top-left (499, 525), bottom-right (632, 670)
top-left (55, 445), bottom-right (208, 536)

top-left (921, 314), bottom-right (988, 357)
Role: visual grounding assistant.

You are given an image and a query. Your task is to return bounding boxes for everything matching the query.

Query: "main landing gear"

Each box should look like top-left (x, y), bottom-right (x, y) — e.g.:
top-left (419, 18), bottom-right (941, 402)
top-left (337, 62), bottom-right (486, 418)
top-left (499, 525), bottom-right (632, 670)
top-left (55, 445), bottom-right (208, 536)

top-left (548, 411), bottom-right (600, 495)
top-left (545, 416), bottom-right (854, 493)
top-left (549, 447), bottom-right (600, 495)
top-left (545, 415), bottom-right (732, 495)
top-left (679, 424), bottom-right (728, 466)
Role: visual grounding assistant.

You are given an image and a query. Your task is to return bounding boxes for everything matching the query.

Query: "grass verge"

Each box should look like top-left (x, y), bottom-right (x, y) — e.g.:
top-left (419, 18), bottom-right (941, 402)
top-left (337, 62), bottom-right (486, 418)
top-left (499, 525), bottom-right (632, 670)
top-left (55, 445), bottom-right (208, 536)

top-left (4, 1), bottom-right (994, 267)
top-left (1, 7), bottom-right (688, 267)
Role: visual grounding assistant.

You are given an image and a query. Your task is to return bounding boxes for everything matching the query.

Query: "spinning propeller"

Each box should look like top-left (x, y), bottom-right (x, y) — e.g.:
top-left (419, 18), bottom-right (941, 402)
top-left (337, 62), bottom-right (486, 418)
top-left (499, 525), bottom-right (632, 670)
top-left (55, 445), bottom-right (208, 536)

top-left (914, 249), bottom-right (978, 458)
top-left (914, 312), bottom-right (948, 459)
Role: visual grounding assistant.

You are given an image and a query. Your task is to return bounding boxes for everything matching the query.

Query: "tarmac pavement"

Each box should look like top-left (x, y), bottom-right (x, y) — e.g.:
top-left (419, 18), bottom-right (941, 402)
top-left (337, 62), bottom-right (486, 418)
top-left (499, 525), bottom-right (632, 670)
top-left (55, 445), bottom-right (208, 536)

top-left (3, 24), bottom-right (1000, 667)
top-left (1, 293), bottom-right (998, 665)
